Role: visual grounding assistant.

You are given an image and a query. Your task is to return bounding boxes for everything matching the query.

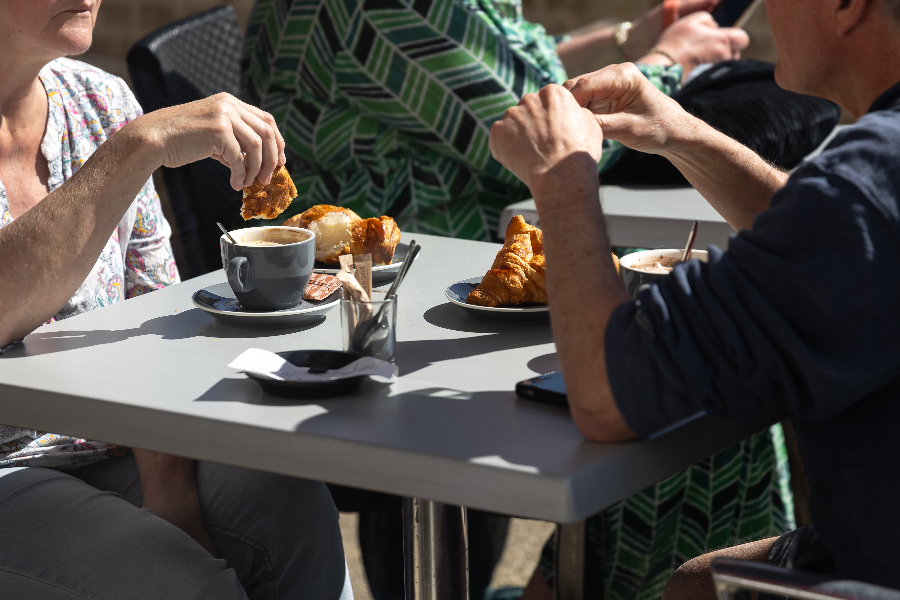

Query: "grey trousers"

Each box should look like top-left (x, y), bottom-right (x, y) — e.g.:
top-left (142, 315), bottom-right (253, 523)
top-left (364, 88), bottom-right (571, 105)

top-left (0, 455), bottom-right (353, 600)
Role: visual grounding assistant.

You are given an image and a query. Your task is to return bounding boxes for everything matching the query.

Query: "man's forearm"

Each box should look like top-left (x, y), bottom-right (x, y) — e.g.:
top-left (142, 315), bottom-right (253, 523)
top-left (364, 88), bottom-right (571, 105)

top-left (531, 157), bottom-right (635, 442)
top-left (661, 114), bottom-right (789, 231)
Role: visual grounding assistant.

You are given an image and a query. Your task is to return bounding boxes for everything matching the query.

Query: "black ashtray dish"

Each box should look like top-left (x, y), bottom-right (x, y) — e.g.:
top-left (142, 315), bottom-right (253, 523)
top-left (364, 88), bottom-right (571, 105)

top-left (246, 350), bottom-right (364, 399)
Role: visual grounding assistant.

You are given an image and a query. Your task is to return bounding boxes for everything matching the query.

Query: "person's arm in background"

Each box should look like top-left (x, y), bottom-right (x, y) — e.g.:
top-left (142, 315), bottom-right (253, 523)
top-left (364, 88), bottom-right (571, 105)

top-left (555, 1), bottom-right (747, 78)
top-left (565, 63), bottom-right (787, 230)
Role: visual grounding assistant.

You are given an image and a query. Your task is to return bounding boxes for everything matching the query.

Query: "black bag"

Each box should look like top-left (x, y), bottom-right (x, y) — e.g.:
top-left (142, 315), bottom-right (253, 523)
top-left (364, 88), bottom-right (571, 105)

top-left (600, 60), bottom-right (842, 186)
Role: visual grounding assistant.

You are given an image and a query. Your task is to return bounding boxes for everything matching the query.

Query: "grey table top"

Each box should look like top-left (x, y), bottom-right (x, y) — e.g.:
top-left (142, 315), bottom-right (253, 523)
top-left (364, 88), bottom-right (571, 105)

top-left (0, 233), bottom-right (770, 523)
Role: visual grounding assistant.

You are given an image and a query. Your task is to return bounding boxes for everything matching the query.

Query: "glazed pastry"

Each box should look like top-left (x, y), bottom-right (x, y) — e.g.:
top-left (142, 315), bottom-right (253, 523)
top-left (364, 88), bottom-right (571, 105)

top-left (284, 205), bottom-right (400, 265)
top-left (240, 166), bottom-right (298, 220)
top-left (350, 216), bottom-right (402, 267)
top-left (467, 216), bottom-right (547, 307)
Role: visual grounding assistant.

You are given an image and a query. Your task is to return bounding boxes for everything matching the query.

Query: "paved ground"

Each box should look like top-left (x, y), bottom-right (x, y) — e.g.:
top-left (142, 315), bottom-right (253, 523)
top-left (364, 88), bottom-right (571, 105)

top-left (339, 513), bottom-right (556, 599)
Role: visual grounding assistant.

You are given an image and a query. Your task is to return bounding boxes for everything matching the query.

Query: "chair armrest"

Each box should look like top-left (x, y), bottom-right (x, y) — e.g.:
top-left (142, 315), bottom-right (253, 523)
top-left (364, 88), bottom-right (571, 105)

top-left (711, 558), bottom-right (900, 600)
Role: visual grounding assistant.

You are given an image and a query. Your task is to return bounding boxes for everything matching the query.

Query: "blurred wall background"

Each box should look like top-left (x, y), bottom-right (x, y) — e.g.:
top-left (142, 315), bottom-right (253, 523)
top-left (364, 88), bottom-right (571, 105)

top-left (83, 0), bottom-right (778, 83)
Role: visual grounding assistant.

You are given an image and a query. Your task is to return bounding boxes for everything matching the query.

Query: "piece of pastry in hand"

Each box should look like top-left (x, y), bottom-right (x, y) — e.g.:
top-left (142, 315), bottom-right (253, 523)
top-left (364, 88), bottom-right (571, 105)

top-left (283, 205), bottom-right (401, 265)
top-left (467, 216), bottom-right (547, 307)
top-left (350, 216), bottom-right (402, 266)
top-left (240, 166), bottom-right (298, 220)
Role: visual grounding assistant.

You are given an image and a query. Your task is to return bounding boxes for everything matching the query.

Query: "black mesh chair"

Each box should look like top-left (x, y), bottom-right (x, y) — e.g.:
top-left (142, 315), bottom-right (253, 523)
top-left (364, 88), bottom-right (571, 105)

top-left (127, 6), bottom-right (244, 279)
top-left (711, 558), bottom-right (900, 600)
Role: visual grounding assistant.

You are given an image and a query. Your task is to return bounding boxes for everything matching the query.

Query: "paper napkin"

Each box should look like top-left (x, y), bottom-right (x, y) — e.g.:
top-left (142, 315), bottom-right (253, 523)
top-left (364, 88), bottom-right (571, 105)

top-left (228, 348), bottom-right (397, 382)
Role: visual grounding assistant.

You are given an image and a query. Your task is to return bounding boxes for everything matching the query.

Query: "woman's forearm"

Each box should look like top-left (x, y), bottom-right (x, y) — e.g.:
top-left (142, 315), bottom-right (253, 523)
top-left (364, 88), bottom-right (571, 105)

top-left (0, 122), bottom-right (160, 346)
top-left (556, 28), bottom-right (620, 77)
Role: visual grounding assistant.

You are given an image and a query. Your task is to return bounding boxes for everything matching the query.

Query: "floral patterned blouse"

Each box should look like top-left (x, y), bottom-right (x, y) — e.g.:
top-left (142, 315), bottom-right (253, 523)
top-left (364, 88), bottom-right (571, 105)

top-left (0, 58), bottom-right (180, 469)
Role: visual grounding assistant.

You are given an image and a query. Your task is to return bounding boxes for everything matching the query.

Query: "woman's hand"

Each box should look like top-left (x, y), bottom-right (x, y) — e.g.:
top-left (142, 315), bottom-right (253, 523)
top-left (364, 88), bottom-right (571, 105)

top-left (625, 0), bottom-right (721, 60)
top-left (646, 12), bottom-right (749, 73)
top-left (132, 93), bottom-right (286, 191)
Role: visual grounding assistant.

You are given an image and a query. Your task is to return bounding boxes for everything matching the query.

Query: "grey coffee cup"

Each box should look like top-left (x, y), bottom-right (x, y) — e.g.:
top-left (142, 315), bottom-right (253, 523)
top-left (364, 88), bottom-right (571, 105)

top-left (619, 249), bottom-right (709, 298)
top-left (220, 226), bottom-right (316, 311)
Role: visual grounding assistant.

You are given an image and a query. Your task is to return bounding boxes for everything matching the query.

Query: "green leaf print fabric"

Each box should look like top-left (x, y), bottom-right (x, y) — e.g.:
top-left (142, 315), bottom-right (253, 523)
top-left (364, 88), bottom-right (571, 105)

top-left (242, 0), bottom-right (682, 240)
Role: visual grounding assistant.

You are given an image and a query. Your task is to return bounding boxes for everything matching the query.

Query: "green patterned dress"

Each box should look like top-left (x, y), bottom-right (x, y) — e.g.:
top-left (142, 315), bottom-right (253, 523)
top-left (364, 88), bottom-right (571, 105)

top-left (241, 0), bottom-right (680, 239)
top-left (242, 2), bottom-right (794, 596)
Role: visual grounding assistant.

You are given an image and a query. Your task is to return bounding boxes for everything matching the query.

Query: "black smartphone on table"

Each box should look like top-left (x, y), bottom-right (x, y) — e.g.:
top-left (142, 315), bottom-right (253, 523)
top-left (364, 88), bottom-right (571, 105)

top-left (711, 0), bottom-right (762, 27)
top-left (516, 371), bottom-right (569, 409)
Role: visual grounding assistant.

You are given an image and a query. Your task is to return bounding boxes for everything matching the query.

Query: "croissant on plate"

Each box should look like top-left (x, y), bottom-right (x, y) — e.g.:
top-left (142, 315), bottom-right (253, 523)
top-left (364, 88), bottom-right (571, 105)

top-left (467, 216), bottom-right (547, 307)
top-left (466, 216), bottom-right (621, 307)
top-left (283, 205), bottom-right (401, 265)
top-left (240, 166), bottom-right (298, 220)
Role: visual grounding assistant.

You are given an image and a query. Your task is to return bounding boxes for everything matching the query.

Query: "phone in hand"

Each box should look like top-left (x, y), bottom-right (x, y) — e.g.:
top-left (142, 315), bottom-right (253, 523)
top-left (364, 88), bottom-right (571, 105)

top-left (515, 371), bottom-right (568, 409)
top-left (711, 0), bottom-right (762, 27)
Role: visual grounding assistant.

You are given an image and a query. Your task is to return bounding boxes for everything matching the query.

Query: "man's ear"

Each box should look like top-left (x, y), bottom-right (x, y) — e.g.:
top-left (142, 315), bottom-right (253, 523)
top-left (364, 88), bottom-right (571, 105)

top-left (835, 0), bottom-right (872, 35)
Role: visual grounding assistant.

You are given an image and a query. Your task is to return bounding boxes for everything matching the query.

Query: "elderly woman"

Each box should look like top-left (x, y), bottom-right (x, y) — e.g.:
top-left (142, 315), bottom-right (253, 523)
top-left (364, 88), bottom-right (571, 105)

top-left (0, 2), bottom-right (351, 599)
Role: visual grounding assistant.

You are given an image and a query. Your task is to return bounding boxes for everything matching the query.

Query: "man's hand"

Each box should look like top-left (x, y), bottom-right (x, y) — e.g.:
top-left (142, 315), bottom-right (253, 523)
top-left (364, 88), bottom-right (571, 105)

top-left (565, 63), bottom-right (787, 231)
top-left (489, 85), bottom-right (605, 192)
top-left (564, 63), bottom-right (694, 155)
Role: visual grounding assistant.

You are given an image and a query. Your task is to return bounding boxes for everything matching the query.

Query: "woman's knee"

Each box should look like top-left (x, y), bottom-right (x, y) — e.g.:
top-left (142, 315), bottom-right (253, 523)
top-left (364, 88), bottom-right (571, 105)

top-left (0, 467), bottom-right (246, 600)
top-left (663, 537), bottom-right (779, 600)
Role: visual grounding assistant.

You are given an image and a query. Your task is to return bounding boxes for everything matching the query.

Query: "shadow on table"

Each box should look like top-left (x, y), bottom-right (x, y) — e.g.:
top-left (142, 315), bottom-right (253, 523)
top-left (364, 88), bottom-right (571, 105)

top-left (287, 384), bottom-right (591, 472)
top-left (423, 302), bottom-right (550, 334)
top-left (3, 308), bottom-right (324, 358)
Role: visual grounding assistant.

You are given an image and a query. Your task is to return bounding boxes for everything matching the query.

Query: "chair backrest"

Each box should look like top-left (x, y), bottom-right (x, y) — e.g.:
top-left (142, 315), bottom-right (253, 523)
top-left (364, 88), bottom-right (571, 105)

top-left (127, 6), bottom-right (244, 279)
top-left (711, 558), bottom-right (900, 600)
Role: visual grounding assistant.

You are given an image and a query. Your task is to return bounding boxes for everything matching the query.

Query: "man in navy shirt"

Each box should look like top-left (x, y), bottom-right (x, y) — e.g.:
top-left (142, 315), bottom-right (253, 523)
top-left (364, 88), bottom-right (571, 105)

top-left (490, 0), bottom-right (900, 594)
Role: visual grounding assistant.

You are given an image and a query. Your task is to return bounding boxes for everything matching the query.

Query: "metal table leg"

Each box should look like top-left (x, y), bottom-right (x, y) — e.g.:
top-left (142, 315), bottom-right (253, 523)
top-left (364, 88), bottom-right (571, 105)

top-left (554, 521), bottom-right (586, 600)
top-left (403, 497), bottom-right (469, 600)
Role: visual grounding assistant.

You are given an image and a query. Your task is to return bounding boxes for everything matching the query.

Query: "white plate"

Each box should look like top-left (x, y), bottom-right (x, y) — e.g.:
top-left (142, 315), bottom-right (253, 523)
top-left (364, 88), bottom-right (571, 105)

top-left (192, 282), bottom-right (340, 329)
top-left (445, 277), bottom-right (550, 324)
top-left (313, 243), bottom-right (412, 285)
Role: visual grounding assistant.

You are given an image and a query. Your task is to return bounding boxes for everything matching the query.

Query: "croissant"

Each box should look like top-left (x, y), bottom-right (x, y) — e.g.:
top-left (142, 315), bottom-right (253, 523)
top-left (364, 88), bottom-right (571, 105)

top-left (240, 166), bottom-right (298, 220)
top-left (283, 205), bottom-right (401, 265)
top-left (350, 216), bottom-right (402, 266)
top-left (467, 216), bottom-right (547, 307)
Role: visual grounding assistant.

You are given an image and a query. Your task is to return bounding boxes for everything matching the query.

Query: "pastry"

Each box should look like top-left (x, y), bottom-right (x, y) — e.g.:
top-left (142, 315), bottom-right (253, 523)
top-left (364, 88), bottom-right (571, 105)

top-left (350, 216), bottom-right (402, 267)
top-left (240, 166), bottom-right (298, 220)
top-left (283, 205), bottom-right (401, 266)
top-left (467, 216), bottom-right (547, 307)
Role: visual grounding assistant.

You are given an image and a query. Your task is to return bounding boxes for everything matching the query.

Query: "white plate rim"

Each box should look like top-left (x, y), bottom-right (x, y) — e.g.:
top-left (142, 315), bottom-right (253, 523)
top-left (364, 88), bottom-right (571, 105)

top-left (191, 285), bottom-right (341, 318)
top-left (312, 242), bottom-right (412, 274)
top-left (444, 277), bottom-right (550, 314)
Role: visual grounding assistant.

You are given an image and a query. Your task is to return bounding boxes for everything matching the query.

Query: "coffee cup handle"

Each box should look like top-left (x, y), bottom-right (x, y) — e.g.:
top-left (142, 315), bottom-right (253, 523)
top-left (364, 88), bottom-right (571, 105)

top-left (227, 256), bottom-right (253, 293)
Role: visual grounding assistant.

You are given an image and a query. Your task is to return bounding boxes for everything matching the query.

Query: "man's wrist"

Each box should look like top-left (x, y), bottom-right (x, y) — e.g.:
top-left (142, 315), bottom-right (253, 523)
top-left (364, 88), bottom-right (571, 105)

top-left (528, 155), bottom-right (600, 202)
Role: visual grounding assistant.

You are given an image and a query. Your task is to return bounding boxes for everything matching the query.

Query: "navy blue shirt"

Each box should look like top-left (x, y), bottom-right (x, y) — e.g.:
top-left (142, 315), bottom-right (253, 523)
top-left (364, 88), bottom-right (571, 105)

top-left (606, 82), bottom-right (900, 587)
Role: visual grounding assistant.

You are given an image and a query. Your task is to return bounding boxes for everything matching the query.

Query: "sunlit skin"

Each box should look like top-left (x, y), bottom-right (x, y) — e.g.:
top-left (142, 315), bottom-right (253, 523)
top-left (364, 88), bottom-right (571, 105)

top-left (0, 0), bottom-right (286, 557)
top-left (496, 0), bottom-right (900, 597)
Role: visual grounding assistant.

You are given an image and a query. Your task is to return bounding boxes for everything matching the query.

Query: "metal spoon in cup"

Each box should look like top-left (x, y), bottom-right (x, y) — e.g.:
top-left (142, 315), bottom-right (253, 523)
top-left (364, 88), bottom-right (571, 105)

top-left (349, 241), bottom-right (421, 357)
top-left (217, 222), bottom-right (238, 245)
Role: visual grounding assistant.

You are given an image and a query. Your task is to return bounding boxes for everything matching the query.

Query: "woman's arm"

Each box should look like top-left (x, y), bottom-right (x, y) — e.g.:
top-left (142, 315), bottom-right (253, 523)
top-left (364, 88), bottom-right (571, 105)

top-left (0, 94), bottom-right (285, 347)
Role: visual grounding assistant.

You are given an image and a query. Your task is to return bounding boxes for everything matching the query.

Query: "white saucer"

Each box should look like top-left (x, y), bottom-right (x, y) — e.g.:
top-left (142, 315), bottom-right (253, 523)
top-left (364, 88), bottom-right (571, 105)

top-left (192, 282), bottom-right (340, 329)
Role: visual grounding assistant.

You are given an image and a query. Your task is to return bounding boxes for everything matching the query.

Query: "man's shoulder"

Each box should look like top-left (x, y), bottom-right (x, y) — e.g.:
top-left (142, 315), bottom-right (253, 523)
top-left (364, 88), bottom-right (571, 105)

top-left (790, 114), bottom-right (900, 215)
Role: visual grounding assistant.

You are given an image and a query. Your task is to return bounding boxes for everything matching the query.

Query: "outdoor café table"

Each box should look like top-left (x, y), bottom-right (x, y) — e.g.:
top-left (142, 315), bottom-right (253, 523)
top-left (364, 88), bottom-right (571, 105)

top-left (0, 233), bottom-right (777, 600)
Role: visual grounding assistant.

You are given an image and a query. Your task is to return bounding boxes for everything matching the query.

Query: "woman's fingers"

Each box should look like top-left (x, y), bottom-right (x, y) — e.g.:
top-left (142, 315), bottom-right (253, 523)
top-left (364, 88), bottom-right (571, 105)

top-left (229, 116), bottom-right (265, 189)
top-left (725, 27), bottom-right (751, 53)
top-left (238, 101), bottom-right (286, 167)
top-left (218, 128), bottom-right (247, 191)
top-left (678, 0), bottom-right (720, 16)
top-left (238, 108), bottom-right (280, 185)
